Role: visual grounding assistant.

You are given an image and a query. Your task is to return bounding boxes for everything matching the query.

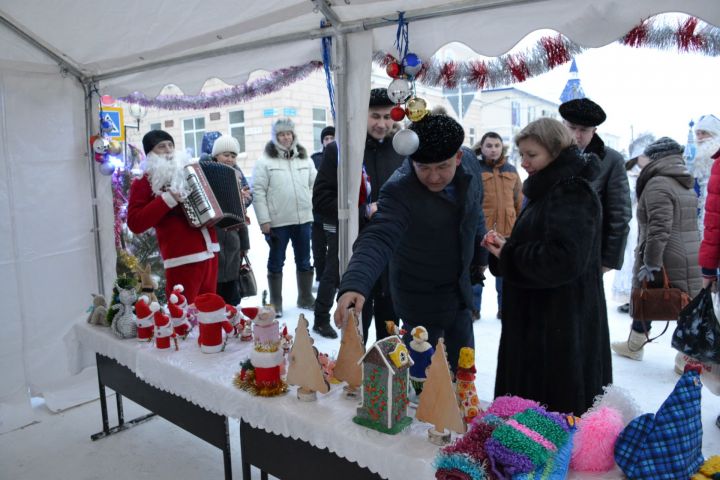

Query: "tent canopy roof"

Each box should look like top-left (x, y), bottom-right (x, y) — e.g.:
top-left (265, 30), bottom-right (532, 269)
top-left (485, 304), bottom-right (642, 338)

top-left (1, 0), bottom-right (718, 95)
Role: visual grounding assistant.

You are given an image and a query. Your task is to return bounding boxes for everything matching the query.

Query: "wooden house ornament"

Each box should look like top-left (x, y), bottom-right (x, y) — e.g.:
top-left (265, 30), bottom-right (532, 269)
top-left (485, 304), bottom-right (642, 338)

top-left (353, 336), bottom-right (413, 435)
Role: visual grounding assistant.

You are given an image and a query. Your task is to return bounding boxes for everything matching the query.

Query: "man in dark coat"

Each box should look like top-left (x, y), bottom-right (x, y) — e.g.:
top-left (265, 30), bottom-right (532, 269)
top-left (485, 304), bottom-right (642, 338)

top-left (310, 126), bottom-right (335, 285)
top-left (334, 114), bottom-right (488, 373)
top-left (560, 98), bottom-right (631, 272)
top-left (312, 89), bottom-right (404, 340)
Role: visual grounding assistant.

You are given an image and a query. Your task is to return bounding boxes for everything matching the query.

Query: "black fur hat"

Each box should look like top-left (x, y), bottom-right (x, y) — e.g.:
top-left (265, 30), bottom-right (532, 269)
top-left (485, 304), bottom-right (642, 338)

top-left (409, 114), bottom-right (465, 164)
top-left (559, 98), bottom-right (606, 127)
top-left (369, 88), bottom-right (394, 108)
top-left (644, 137), bottom-right (684, 160)
top-left (142, 130), bottom-right (174, 154)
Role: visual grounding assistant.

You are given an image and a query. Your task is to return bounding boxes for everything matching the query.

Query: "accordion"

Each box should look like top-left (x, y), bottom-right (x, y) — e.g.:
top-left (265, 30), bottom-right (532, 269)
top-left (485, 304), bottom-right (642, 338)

top-left (181, 162), bottom-right (247, 229)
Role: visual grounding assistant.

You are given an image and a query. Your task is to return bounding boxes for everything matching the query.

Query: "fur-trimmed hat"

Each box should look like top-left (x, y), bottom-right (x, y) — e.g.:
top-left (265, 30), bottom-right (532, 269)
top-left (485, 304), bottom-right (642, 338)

top-left (272, 118), bottom-right (295, 138)
top-left (559, 98), bottom-right (607, 127)
top-left (320, 126), bottom-right (335, 142)
top-left (696, 114), bottom-right (720, 138)
top-left (142, 130), bottom-right (174, 154)
top-left (644, 136), bottom-right (684, 160)
top-left (408, 113), bottom-right (465, 163)
top-left (211, 135), bottom-right (240, 157)
top-left (369, 88), bottom-right (394, 108)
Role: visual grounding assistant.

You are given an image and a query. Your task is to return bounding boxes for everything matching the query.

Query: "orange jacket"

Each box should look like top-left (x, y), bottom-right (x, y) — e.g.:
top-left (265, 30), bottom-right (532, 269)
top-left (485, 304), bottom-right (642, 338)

top-left (477, 155), bottom-right (523, 237)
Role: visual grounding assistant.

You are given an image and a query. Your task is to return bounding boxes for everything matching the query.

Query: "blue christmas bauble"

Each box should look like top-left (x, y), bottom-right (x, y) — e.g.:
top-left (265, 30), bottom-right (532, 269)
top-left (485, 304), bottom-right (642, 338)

top-left (402, 53), bottom-right (422, 76)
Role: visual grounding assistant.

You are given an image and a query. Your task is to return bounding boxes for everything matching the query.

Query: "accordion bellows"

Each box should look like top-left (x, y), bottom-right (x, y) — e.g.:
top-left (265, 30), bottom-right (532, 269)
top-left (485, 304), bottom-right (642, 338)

top-left (182, 161), bottom-right (246, 229)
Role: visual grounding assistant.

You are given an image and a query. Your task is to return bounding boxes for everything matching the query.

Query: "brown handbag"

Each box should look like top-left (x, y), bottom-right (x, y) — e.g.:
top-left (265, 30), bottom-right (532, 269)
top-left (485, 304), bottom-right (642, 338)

top-left (630, 267), bottom-right (690, 322)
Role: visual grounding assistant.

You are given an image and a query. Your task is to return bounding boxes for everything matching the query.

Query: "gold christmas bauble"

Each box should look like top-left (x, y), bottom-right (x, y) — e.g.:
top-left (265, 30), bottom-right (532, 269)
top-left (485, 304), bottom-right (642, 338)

top-left (406, 97), bottom-right (428, 122)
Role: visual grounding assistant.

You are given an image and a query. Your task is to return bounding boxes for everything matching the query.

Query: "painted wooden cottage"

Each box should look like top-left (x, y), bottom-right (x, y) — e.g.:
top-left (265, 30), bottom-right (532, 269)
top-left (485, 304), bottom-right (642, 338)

top-left (353, 336), bottom-right (413, 434)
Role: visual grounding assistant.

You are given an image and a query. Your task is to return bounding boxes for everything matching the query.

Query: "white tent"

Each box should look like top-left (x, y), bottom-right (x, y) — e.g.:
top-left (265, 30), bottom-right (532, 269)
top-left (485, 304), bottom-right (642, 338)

top-left (1, 0), bottom-right (718, 434)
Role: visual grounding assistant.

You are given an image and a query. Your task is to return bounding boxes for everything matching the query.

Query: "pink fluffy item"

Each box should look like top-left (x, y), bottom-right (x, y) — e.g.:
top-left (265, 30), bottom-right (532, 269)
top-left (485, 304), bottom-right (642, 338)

top-left (570, 406), bottom-right (624, 472)
top-left (475, 395), bottom-right (540, 423)
top-left (588, 384), bottom-right (640, 427)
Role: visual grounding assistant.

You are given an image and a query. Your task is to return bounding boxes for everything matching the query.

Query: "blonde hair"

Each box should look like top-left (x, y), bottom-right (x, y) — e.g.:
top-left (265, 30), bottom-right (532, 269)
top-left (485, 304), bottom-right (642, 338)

top-left (514, 118), bottom-right (575, 158)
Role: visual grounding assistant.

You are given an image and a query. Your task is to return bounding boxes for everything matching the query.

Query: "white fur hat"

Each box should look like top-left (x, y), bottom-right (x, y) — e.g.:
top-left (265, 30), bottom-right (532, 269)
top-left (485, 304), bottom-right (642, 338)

top-left (696, 114), bottom-right (720, 138)
top-left (272, 118), bottom-right (296, 138)
top-left (211, 135), bottom-right (240, 157)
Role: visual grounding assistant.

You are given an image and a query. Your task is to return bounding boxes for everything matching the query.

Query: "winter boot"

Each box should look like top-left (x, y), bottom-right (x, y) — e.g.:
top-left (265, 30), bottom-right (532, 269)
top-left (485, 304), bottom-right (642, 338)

top-left (611, 329), bottom-right (646, 361)
top-left (267, 272), bottom-right (283, 318)
top-left (312, 314), bottom-right (338, 339)
top-left (296, 270), bottom-right (316, 309)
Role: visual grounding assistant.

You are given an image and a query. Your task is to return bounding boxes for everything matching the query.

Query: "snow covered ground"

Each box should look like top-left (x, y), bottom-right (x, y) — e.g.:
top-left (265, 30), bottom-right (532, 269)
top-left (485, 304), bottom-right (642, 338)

top-left (2, 206), bottom-right (719, 479)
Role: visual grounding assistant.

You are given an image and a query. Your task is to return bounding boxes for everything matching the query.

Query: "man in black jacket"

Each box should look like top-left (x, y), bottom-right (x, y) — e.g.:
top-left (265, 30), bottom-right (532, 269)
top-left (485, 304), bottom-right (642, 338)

top-left (310, 126), bottom-right (335, 284)
top-left (334, 114), bottom-right (488, 373)
top-left (560, 98), bottom-right (631, 272)
top-left (312, 89), bottom-right (404, 340)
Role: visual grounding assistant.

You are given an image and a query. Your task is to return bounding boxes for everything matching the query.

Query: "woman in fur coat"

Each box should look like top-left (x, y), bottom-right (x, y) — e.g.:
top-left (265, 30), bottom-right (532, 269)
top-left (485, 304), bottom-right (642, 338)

top-left (483, 118), bottom-right (610, 415)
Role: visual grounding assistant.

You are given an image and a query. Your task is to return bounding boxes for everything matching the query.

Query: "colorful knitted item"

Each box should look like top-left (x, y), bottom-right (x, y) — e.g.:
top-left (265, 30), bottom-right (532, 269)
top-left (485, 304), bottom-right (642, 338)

top-left (570, 406), bottom-right (624, 472)
top-left (434, 421), bottom-right (495, 480)
top-left (692, 455), bottom-right (720, 480)
top-left (486, 407), bottom-right (571, 478)
top-left (513, 427), bottom-right (575, 480)
top-left (478, 395), bottom-right (541, 421)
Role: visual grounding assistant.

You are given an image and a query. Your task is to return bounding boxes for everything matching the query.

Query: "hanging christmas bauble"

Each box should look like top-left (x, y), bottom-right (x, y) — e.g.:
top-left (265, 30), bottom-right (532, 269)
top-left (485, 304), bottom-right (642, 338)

top-left (402, 53), bottom-right (423, 76)
top-left (99, 161), bottom-right (116, 176)
top-left (406, 97), bottom-right (429, 122)
top-left (386, 62), bottom-right (402, 79)
top-left (387, 78), bottom-right (412, 104)
top-left (392, 129), bottom-right (419, 156)
top-left (108, 139), bottom-right (123, 155)
top-left (100, 95), bottom-right (115, 105)
top-left (93, 137), bottom-right (110, 154)
top-left (390, 106), bottom-right (406, 122)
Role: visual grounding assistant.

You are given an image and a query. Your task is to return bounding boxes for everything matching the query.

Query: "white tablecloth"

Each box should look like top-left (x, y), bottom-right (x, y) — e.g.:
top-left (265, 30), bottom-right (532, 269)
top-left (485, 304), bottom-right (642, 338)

top-left (71, 321), bottom-right (440, 480)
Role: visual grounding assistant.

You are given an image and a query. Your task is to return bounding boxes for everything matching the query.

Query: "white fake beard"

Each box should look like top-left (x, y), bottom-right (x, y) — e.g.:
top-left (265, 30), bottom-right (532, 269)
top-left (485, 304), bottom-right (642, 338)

top-left (697, 137), bottom-right (720, 161)
top-left (144, 151), bottom-right (192, 197)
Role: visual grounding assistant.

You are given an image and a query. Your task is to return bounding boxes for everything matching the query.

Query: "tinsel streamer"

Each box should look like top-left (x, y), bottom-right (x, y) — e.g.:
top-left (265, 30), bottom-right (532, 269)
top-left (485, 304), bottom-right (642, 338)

top-left (394, 11), bottom-right (409, 62)
top-left (111, 171), bottom-right (126, 249)
top-left (676, 17), bottom-right (705, 52)
top-left (540, 35), bottom-right (571, 69)
top-left (375, 16), bottom-right (718, 90)
top-left (120, 61), bottom-right (322, 110)
top-left (321, 20), bottom-right (336, 120)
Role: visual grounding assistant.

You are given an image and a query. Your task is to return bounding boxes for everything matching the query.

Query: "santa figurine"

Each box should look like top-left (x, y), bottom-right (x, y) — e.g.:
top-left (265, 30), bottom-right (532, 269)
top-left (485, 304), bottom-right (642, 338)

top-left (168, 293), bottom-right (192, 338)
top-left (195, 293), bottom-right (233, 354)
top-left (250, 305), bottom-right (284, 394)
top-left (172, 284), bottom-right (187, 309)
top-left (226, 304), bottom-right (241, 337)
top-left (151, 302), bottom-right (177, 350)
top-left (135, 295), bottom-right (154, 342)
top-left (408, 326), bottom-right (434, 397)
top-left (239, 307), bottom-right (258, 341)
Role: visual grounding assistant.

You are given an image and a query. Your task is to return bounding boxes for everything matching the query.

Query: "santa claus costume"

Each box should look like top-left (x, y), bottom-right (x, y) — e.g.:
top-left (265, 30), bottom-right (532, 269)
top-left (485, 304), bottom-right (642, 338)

top-left (127, 131), bottom-right (219, 303)
top-left (134, 295), bottom-right (154, 342)
top-left (168, 293), bottom-right (192, 338)
top-left (195, 293), bottom-right (233, 353)
top-left (151, 302), bottom-right (177, 350)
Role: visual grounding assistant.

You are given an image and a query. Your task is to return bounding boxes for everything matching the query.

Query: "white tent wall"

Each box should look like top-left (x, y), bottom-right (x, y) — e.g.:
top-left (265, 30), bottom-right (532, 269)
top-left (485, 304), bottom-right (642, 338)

top-left (0, 58), bottom-right (103, 431)
top-left (1, 0), bottom-right (719, 434)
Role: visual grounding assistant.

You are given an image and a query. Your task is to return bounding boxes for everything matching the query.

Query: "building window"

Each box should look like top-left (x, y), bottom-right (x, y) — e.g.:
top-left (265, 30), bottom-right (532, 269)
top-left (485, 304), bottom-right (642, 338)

top-left (183, 117), bottom-right (205, 157)
top-left (527, 106), bottom-right (536, 123)
top-left (229, 110), bottom-right (246, 154)
top-left (511, 102), bottom-right (521, 127)
top-left (312, 108), bottom-right (328, 152)
top-left (468, 127), bottom-right (476, 147)
top-left (149, 122), bottom-right (161, 131)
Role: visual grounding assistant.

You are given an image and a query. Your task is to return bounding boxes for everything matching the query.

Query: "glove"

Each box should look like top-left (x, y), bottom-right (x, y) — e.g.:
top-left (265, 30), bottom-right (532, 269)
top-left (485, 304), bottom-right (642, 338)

top-left (636, 264), bottom-right (660, 283)
top-left (470, 264), bottom-right (486, 286)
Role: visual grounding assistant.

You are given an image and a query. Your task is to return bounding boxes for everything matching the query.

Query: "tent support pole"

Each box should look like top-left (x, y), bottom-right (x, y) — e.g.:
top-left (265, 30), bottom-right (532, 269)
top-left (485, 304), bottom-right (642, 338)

top-left (334, 32), bottom-right (350, 277)
top-left (83, 82), bottom-right (106, 295)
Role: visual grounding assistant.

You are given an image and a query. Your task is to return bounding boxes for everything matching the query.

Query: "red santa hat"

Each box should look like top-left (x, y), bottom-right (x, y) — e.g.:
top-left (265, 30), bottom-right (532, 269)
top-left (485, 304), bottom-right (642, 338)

top-left (135, 295), bottom-right (152, 320)
top-left (226, 304), bottom-right (237, 318)
top-left (172, 284), bottom-right (187, 306)
top-left (168, 298), bottom-right (184, 320)
top-left (151, 302), bottom-right (170, 327)
top-left (194, 293), bottom-right (226, 314)
top-left (241, 307), bottom-right (259, 320)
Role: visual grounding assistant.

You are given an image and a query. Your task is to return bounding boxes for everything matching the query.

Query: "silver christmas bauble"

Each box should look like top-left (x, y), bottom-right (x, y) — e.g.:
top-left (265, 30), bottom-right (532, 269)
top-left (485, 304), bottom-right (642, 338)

top-left (387, 78), bottom-right (412, 104)
top-left (392, 129), bottom-right (419, 156)
top-left (99, 161), bottom-right (116, 176)
top-left (93, 137), bottom-right (110, 154)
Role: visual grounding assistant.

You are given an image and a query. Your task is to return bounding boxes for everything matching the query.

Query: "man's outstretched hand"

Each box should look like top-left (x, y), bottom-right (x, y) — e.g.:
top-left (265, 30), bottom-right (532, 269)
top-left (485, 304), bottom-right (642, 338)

top-left (334, 291), bottom-right (366, 328)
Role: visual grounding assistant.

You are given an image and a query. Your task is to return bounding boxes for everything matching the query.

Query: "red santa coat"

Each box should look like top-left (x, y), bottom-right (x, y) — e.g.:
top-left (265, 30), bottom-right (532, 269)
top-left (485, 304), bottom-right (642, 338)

top-left (699, 150), bottom-right (720, 272)
top-left (198, 310), bottom-right (234, 353)
top-left (127, 175), bottom-right (219, 269)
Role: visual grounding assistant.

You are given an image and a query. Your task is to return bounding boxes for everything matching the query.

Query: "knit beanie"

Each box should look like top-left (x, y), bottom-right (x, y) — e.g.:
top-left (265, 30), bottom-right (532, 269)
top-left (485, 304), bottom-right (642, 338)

top-left (211, 135), bottom-right (240, 157)
top-left (142, 130), bottom-right (174, 154)
top-left (408, 114), bottom-right (464, 163)
top-left (644, 136), bottom-right (684, 160)
top-left (696, 114), bottom-right (720, 138)
top-left (320, 126), bottom-right (335, 143)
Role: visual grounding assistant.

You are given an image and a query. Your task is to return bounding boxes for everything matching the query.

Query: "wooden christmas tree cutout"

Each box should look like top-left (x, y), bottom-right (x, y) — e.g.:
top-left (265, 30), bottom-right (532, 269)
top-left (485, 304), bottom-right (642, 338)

top-left (415, 338), bottom-right (466, 444)
top-left (332, 309), bottom-right (364, 397)
top-left (286, 314), bottom-right (329, 401)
